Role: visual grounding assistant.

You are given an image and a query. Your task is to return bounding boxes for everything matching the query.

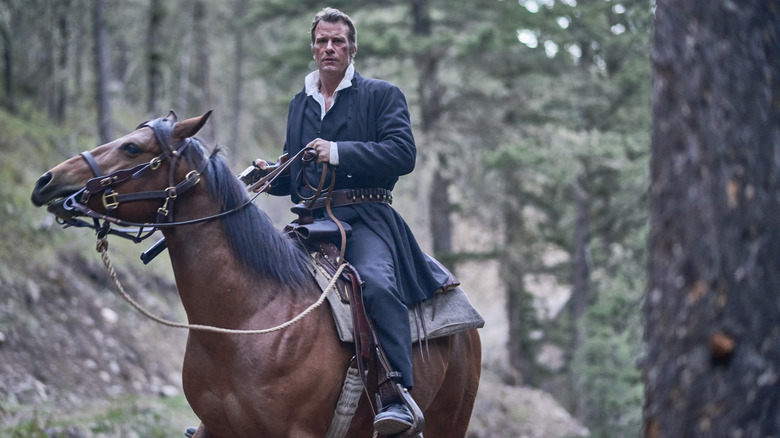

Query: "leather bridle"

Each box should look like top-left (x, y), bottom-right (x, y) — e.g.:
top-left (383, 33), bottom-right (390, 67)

top-left (77, 117), bottom-right (207, 224)
top-left (57, 116), bottom-right (315, 246)
top-left (59, 116), bottom-right (228, 242)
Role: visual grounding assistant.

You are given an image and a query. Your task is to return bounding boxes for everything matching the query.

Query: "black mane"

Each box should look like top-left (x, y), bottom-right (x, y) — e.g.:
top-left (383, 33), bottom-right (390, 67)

top-left (197, 144), bottom-right (311, 289)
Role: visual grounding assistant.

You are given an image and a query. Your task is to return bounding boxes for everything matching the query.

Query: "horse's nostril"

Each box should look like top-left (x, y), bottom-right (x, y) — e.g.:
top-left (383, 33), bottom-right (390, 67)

top-left (31, 172), bottom-right (53, 205)
top-left (35, 172), bottom-right (52, 190)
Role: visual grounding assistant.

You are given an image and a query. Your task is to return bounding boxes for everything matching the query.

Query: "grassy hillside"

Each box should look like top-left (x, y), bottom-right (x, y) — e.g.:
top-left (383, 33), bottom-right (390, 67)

top-left (0, 109), bottom-right (198, 435)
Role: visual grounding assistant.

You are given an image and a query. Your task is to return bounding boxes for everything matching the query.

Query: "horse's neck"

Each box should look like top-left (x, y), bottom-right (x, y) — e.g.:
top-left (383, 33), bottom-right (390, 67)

top-left (159, 198), bottom-right (289, 328)
top-left (161, 227), bottom-right (242, 323)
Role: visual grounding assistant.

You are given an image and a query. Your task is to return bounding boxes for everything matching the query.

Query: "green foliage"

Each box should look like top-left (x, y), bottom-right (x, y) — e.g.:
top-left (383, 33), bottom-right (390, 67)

top-left (0, 411), bottom-right (51, 438)
top-left (572, 271), bottom-right (645, 438)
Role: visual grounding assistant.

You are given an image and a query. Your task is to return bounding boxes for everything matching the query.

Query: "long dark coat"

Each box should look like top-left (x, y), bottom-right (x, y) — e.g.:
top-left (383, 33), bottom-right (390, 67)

top-left (269, 71), bottom-right (447, 305)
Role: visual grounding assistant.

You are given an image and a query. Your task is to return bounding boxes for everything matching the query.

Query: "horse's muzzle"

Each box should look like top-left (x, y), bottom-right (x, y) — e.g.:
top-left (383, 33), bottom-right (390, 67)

top-left (30, 172), bottom-right (53, 207)
top-left (31, 172), bottom-right (84, 220)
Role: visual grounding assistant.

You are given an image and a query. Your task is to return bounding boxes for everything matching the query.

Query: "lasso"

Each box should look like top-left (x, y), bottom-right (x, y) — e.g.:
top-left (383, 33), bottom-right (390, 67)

top-left (96, 236), bottom-right (345, 334)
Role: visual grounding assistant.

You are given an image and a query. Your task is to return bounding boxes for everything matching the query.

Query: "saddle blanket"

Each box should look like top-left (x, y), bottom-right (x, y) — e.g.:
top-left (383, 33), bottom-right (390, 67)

top-left (308, 262), bottom-right (485, 344)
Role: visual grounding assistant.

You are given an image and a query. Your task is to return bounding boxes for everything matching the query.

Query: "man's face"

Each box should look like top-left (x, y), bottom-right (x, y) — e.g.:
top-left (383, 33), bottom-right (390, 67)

top-left (311, 20), bottom-right (354, 79)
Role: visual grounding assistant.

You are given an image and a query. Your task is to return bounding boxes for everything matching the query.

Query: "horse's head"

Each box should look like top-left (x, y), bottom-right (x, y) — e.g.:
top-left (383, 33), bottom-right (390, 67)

top-left (31, 110), bottom-right (212, 225)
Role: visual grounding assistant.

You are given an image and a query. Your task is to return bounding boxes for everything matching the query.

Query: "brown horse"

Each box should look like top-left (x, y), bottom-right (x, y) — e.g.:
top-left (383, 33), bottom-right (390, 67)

top-left (30, 111), bottom-right (482, 438)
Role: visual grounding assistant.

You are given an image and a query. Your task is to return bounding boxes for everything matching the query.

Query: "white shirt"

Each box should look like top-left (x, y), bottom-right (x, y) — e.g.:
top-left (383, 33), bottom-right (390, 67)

top-left (303, 63), bottom-right (355, 166)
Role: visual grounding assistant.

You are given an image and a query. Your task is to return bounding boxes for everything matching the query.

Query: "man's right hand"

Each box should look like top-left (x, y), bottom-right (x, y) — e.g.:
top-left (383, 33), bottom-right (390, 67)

top-left (238, 159), bottom-right (269, 186)
top-left (253, 159), bottom-right (270, 171)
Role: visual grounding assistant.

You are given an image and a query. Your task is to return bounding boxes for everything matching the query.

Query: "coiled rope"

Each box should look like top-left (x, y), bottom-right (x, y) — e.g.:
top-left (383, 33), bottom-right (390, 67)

top-left (96, 236), bottom-right (345, 334)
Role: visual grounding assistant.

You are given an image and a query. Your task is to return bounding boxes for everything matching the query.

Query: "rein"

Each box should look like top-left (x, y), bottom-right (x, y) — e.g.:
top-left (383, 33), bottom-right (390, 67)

top-left (69, 115), bottom-right (344, 334)
top-left (58, 121), bottom-right (314, 242)
top-left (96, 235), bottom-right (346, 334)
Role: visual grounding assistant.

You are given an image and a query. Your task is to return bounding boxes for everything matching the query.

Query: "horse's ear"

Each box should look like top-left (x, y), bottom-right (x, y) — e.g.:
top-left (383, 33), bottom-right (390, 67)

top-left (166, 110), bottom-right (178, 122)
top-left (174, 110), bottom-right (212, 139)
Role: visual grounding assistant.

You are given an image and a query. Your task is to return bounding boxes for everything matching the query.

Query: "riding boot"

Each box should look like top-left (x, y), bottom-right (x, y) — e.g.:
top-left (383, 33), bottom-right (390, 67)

top-left (373, 381), bottom-right (425, 437)
top-left (373, 350), bottom-right (425, 437)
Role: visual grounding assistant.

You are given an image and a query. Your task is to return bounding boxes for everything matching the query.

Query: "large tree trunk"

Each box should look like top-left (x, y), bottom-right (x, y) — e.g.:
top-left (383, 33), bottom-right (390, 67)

top-left (644, 1), bottom-right (780, 436)
top-left (92, 0), bottom-right (112, 143)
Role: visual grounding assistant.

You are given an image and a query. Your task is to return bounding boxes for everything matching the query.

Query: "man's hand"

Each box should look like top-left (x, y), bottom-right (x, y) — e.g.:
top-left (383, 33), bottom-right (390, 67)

top-left (252, 159), bottom-right (270, 170)
top-left (239, 159), bottom-right (272, 186)
top-left (306, 138), bottom-right (331, 163)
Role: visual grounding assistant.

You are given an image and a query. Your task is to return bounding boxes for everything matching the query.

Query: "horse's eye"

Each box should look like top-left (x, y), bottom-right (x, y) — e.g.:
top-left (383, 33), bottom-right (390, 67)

top-left (121, 142), bottom-right (142, 156)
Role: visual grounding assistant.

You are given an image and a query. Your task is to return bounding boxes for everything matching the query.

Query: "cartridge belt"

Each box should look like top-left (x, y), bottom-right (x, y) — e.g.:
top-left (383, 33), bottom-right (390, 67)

top-left (308, 188), bottom-right (393, 210)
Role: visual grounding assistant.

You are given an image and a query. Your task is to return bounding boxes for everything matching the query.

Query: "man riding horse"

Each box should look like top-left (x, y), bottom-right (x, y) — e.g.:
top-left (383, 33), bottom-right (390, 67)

top-left (253, 7), bottom-right (453, 436)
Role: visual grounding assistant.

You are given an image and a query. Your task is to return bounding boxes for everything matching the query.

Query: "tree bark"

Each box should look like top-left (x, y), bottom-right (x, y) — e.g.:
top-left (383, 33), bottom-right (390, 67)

top-left (503, 168), bottom-right (536, 385)
top-left (55, 0), bottom-right (71, 123)
top-left (192, 0), bottom-right (210, 96)
top-left (1, 11), bottom-right (15, 114)
top-left (177, 8), bottom-right (192, 117)
top-left (409, 0), bottom-right (453, 267)
top-left (644, 1), bottom-right (780, 436)
top-left (568, 165), bottom-right (590, 416)
top-left (229, 0), bottom-right (247, 150)
top-left (93, 0), bottom-right (112, 143)
top-left (146, 0), bottom-right (165, 115)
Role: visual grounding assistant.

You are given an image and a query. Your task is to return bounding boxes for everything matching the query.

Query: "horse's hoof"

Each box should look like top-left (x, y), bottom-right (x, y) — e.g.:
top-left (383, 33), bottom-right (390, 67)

top-left (184, 426), bottom-right (197, 437)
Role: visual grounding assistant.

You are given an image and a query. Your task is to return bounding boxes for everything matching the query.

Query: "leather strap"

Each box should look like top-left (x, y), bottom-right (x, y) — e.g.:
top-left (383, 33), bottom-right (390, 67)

top-left (308, 188), bottom-right (392, 210)
top-left (80, 151), bottom-right (104, 177)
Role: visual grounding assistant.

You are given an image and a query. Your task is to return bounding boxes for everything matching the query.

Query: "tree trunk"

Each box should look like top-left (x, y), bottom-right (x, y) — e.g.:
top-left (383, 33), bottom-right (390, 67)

top-left (568, 166), bottom-right (590, 417)
top-left (1, 14), bottom-right (15, 114)
top-left (567, 27), bottom-right (596, 419)
top-left (55, 0), bottom-right (71, 123)
top-left (43, 6), bottom-right (57, 119)
top-left (73, 0), bottom-right (86, 105)
top-left (503, 169), bottom-right (536, 385)
top-left (177, 3), bottom-right (193, 116)
top-left (429, 167), bottom-right (452, 256)
top-left (229, 0), bottom-right (247, 150)
top-left (410, 0), bottom-right (453, 267)
top-left (93, 0), bottom-right (112, 143)
top-left (146, 0), bottom-right (165, 115)
top-left (192, 0), bottom-right (210, 108)
top-left (644, 1), bottom-right (780, 436)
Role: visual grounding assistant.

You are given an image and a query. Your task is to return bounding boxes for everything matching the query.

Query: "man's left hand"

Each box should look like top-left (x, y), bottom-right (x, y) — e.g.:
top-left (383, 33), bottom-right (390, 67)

top-left (306, 138), bottom-right (331, 163)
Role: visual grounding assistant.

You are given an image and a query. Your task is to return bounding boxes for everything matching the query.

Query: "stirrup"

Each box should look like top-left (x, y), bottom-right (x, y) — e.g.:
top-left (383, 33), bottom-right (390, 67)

top-left (375, 383), bottom-right (425, 438)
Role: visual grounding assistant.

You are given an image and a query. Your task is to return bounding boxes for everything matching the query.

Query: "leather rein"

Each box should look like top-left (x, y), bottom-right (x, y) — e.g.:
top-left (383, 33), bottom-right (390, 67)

top-left (56, 116), bottom-right (347, 336)
top-left (58, 116), bottom-right (312, 244)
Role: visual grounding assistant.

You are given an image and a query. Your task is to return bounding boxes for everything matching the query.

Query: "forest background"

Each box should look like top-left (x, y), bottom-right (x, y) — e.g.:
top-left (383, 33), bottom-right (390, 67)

top-left (0, 0), bottom-right (653, 437)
